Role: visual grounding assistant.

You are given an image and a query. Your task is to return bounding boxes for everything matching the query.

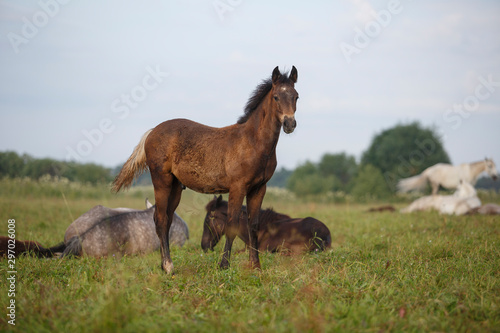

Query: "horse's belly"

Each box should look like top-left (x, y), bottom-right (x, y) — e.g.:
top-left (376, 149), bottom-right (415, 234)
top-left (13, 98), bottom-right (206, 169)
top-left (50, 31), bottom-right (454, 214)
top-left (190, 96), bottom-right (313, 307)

top-left (192, 180), bottom-right (230, 194)
top-left (440, 177), bottom-right (460, 189)
top-left (175, 168), bottom-right (230, 194)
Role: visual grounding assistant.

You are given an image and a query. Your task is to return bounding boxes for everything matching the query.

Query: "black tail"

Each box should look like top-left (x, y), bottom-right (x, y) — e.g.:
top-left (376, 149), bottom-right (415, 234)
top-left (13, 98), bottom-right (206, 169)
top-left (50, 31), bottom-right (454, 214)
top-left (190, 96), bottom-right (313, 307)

top-left (61, 237), bottom-right (83, 257)
top-left (36, 242), bottom-right (67, 258)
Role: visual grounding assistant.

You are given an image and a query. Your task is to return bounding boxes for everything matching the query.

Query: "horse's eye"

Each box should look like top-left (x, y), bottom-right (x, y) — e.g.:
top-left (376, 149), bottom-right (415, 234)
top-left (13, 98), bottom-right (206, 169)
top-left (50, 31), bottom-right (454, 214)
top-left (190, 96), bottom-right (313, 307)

top-left (273, 95), bottom-right (279, 101)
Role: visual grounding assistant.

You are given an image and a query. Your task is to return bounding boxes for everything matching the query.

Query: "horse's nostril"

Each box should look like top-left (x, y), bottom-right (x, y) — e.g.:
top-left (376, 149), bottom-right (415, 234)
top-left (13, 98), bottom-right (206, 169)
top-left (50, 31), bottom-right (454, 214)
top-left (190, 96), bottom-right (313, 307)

top-left (283, 116), bottom-right (296, 134)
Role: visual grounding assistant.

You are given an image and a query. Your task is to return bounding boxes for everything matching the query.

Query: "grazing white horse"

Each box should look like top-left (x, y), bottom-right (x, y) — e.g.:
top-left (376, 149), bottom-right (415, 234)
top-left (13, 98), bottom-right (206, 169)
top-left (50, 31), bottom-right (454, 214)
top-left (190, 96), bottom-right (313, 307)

top-left (400, 181), bottom-right (481, 215)
top-left (397, 158), bottom-right (498, 194)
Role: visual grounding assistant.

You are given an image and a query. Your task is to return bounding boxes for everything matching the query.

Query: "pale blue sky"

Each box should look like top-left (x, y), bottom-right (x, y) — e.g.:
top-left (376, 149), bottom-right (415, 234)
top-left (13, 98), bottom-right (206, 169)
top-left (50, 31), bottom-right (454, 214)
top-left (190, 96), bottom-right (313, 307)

top-left (1, 0), bottom-right (499, 172)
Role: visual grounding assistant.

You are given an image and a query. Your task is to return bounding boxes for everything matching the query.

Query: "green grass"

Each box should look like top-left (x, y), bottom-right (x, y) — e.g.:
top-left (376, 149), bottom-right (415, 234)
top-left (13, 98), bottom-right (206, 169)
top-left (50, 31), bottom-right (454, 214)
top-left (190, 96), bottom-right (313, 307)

top-left (0, 178), bottom-right (499, 332)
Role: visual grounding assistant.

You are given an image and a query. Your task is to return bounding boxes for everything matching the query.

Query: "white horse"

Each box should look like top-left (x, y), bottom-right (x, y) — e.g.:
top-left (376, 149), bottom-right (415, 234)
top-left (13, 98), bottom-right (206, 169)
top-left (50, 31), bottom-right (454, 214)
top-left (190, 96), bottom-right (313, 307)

top-left (400, 181), bottom-right (481, 215)
top-left (397, 158), bottom-right (498, 195)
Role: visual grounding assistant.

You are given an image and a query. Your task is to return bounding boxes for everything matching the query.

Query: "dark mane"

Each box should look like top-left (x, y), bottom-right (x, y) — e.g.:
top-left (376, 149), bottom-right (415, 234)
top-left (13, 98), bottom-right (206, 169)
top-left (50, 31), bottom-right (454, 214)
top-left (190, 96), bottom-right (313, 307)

top-left (237, 71), bottom-right (292, 124)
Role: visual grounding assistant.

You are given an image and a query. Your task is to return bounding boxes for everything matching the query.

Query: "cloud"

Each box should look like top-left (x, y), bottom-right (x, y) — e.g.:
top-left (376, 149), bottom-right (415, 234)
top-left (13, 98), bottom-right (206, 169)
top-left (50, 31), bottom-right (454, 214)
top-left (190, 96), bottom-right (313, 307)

top-left (1, 1), bottom-right (499, 170)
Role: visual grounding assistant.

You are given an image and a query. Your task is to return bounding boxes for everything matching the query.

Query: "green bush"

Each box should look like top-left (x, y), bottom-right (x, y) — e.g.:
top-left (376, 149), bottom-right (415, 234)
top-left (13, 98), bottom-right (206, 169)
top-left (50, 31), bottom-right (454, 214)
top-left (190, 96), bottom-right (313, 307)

top-left (351, 164), bottom-right (392, 201)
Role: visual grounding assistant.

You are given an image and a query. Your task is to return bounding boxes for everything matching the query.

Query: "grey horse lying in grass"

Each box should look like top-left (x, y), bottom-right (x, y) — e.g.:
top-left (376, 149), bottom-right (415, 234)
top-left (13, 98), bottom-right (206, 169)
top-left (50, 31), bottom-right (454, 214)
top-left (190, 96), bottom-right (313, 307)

top-left (62, 199), bottom-right (189, 257)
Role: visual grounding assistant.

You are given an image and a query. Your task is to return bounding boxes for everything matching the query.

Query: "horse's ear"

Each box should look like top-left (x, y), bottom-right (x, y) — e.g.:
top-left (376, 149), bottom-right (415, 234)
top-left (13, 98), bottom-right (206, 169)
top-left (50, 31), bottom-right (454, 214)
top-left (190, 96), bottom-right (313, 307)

top-left (272, 66), bottom-right (281, 84)
top-left (216, 195), bottom-right (223, 204)
top-left (289, 66), bottom-right (298, 84)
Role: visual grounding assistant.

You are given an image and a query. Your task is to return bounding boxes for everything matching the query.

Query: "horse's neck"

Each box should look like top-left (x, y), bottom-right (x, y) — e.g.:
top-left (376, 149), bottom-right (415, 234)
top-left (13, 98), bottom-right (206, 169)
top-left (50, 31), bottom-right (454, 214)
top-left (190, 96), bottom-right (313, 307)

top-left (469, 161), bottom-right (486, 181)
top-left (242, 97), bottom-right (281, 152)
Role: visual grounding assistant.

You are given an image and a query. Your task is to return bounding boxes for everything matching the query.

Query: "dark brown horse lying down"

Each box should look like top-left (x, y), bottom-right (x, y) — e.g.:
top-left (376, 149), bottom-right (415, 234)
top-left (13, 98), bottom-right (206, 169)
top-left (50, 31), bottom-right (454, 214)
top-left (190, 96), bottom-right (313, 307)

top-left (0, 236), bottom-right (65, 258)
top-left (202, 196), bottom-right (331, 254)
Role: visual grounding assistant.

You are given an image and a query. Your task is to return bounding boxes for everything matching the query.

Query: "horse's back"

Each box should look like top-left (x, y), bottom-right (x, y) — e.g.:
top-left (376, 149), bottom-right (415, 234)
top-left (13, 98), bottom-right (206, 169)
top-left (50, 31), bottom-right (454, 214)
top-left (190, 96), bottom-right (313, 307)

top-left (67, 207), bottom-right (188, 257)
top-left (260, 216), bottom-right (331, 253)
top-left (146, 118), bottom-right (226, 151)
top-left (146, 119), bottom-right (234, 190)
top-left (79, 212), bottom-right (159, 257)
top-left (65, 205), bottom-right (138, 243)
top-left (425, 163), bottom-right (453, 175)
top-left (425, 163), bottom-right (470, 189)
top-left (401, 195), bottom-right (442, 213)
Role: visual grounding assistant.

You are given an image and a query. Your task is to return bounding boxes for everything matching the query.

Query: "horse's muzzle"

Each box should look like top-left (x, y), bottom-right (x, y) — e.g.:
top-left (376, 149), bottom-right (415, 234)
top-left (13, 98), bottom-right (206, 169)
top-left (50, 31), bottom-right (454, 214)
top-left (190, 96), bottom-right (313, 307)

top-left (283, 116), bottom-right (296, 134)
top-left (493, 175), bottom-right (498, 181)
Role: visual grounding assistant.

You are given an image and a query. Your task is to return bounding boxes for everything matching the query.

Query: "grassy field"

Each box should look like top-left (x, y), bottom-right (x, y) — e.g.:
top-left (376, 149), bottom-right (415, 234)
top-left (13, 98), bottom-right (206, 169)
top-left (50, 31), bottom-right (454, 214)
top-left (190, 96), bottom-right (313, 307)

top-left (0, 178), bottom-right (499, 332)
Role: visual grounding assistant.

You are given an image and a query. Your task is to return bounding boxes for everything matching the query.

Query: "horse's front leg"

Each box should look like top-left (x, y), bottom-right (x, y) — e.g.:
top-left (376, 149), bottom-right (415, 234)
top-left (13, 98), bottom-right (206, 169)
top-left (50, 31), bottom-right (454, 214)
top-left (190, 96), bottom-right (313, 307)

top-left (246, 184), bottom-right (266, 270)
top-left (431, 181), bottom-right (439, 195)
top-left (219, 190), bottom-right (245, 269)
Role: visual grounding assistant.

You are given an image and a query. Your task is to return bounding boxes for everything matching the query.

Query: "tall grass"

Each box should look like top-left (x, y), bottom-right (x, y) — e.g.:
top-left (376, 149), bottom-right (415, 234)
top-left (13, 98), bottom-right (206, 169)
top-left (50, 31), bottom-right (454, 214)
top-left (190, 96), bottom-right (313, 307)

top-left (0, 178), bottom-right (499, 332)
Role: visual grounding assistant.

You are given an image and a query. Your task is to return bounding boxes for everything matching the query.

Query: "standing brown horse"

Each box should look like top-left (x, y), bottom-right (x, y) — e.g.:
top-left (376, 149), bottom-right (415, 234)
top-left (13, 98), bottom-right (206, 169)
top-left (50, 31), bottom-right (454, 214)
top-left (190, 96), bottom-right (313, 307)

top-left (112, 66), bottom-right (299, 274)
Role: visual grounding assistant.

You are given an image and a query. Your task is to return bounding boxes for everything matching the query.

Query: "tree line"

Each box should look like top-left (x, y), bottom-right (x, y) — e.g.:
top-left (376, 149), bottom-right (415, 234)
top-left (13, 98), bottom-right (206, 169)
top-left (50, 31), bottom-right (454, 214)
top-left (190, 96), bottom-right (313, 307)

top-left (272, 122), bottom-right (453, 199)
top-left (0, 151), bottom-right (113, 185)
top-left (2, 122), bottom-right (496, 196)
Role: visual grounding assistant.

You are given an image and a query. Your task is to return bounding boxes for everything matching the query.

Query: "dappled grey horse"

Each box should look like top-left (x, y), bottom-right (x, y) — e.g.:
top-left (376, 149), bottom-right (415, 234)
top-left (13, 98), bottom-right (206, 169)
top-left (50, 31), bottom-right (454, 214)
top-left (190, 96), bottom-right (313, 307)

top-left (62, 199), bottom-right (189, 257)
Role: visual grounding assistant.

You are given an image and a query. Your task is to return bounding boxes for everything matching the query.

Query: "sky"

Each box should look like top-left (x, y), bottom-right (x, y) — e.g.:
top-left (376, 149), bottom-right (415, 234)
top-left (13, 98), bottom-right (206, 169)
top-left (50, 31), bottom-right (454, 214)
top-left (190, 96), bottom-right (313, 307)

top-left (1, 0), bottom-right (499, 172)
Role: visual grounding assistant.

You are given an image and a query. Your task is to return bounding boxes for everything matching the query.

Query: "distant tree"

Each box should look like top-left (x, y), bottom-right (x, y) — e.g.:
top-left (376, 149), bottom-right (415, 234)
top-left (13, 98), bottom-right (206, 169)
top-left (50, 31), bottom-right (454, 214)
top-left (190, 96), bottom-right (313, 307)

top-left (350, 164), bottom-right (392, 200)
top-left (23, 158), bottom-right (66, 179)
top-left (287, 161), bottom-right (337, 196)
top-left (318, 152), bottom-right (357, 191)
top-left (361, 122), bottom-right (450, 191)
top-left (0, 151), bottom-right (26, 178)
top-left (268, 167), bottom-right (292, 188)
top-left (70, 163), bottom-right (113, 184)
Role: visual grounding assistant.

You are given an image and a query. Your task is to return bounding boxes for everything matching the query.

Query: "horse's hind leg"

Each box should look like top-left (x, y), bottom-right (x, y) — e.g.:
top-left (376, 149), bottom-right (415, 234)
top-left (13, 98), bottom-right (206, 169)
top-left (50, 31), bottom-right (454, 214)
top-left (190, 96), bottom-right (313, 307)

top-left (219, 190), bottom-right (245, 269)
top-left (166, 177), bottom-right (183, 265)
top-left (152, 173), bottom-right (181, 274)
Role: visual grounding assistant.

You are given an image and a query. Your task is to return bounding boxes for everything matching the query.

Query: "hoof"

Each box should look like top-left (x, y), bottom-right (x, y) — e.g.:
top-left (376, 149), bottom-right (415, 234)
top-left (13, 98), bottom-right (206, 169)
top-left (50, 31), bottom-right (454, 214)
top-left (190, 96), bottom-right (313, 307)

top-left (219, 260), bottom-right (230, 270)
top-left (243, 261), bottom-right (261, 271)
top-left (251, 261), bottom-right (261, 271)
top-left (162, 260), bottom-right (174, 275)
